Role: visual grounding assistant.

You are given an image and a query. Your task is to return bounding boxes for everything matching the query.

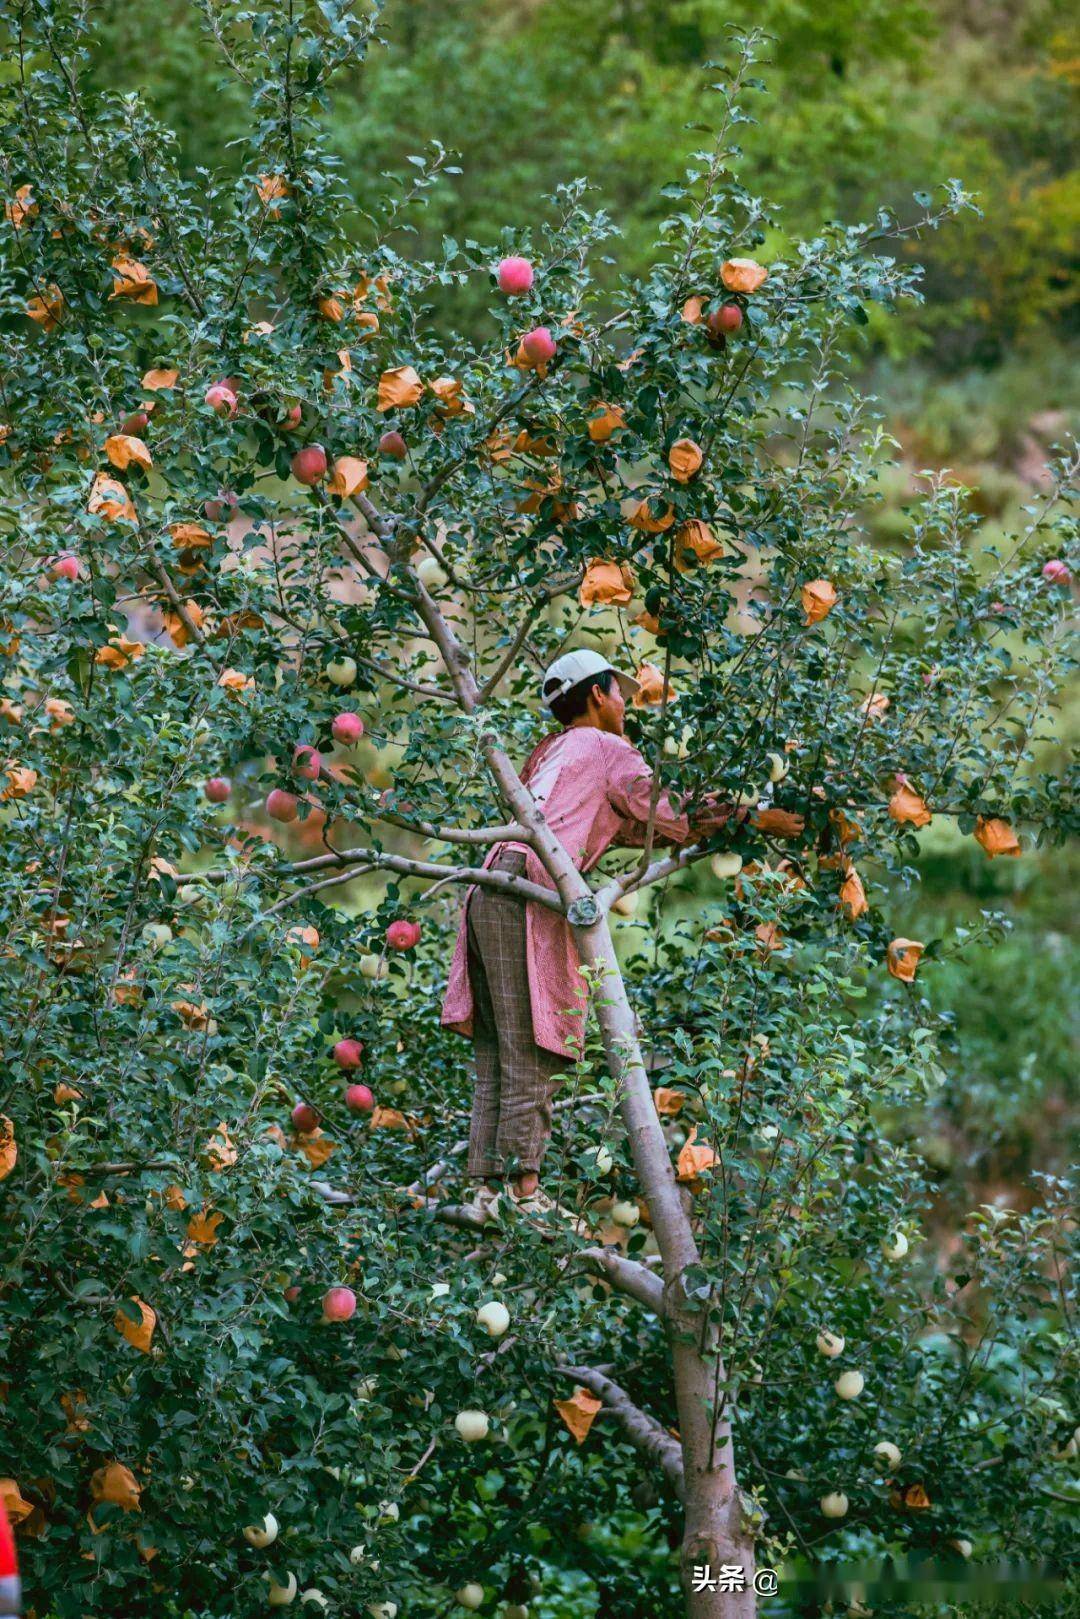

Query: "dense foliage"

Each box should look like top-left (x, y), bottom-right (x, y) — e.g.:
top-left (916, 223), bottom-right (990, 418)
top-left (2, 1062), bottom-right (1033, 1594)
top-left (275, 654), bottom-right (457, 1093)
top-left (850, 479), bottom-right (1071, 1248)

top-left (85, 0), bottom-right (1079, 365)
top-left (0, 4), bottom-right (1076, 1616)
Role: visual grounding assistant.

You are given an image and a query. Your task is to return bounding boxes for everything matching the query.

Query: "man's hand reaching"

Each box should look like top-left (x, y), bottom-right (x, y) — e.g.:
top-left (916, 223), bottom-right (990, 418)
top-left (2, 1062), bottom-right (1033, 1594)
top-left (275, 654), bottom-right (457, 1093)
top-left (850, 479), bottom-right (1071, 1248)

top-left (752, 806), bottom-right (806, 839)
top-left (690, 793), bottom-right (750, 837)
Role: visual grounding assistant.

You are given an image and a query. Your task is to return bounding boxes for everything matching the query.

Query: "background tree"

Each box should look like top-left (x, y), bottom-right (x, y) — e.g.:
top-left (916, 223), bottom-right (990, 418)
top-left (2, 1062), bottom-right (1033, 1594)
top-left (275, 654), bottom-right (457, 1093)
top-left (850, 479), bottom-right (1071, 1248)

top-left (0, 5), bottom-right (1076, 1618)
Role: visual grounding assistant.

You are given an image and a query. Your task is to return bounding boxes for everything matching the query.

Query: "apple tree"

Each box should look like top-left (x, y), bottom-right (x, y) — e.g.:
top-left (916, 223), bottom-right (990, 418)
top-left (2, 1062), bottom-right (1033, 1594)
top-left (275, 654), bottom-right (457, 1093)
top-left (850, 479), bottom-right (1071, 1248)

top-left (0, 5), bottom-right (1076, 1617)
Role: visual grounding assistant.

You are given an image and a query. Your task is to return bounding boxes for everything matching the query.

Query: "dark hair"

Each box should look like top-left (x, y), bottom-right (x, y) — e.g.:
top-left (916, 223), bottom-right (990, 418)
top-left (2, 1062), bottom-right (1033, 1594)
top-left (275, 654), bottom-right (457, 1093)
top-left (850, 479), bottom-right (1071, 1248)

top-left (548, 667), bottom-right (614, 727)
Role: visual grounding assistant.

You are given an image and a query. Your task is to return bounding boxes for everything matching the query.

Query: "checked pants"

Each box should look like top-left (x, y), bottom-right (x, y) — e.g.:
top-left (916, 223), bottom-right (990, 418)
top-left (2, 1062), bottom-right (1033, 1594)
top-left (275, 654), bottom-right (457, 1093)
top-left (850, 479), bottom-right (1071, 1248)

top-left (465, 850), bottom-right (567, 1178)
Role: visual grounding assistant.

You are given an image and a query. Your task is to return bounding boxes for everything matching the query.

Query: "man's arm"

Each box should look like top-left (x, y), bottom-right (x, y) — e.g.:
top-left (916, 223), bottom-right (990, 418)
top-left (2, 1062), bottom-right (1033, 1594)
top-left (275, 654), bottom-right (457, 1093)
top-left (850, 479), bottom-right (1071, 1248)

top-left (605, 741), bottom-right (693, 848)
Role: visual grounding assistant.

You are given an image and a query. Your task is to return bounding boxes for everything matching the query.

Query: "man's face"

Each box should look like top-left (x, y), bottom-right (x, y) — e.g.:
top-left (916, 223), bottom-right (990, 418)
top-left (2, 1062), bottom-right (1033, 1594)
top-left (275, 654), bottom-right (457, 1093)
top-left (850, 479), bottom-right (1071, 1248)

top-left (592, 678), bottom-right (626, 736)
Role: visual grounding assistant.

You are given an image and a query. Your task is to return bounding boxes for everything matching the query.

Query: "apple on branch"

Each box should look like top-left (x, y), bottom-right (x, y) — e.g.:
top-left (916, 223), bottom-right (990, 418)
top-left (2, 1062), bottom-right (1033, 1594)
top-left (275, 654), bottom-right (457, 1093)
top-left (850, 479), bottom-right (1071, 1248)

top-left (332, 711), bottom-right (364, 744)
top-left (333, 1038), bottom-right (364, 1070)
top-left (321, 1286), bottom-right (357, 1323)
top-left (291, 444), bottom-right (327, 485)
top-left (496, 256), bottom-right (534, 295)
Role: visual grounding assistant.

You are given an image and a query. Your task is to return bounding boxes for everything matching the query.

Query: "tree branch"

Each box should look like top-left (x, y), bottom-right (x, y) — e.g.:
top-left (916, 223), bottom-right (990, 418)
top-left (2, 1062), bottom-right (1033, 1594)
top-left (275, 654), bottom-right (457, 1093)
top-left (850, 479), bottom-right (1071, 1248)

top-left (593, 841), bottom-right (714, 911)
top-left (573, 1247), bottom-right (665, 1315)
top-left (355, 652), bottom-right (457, 704)
top-left (371, 809), bottom-right (529, 848)
top-left (271, 844), bottom-right (564, 911)
top-left (478, 603), bottom-right (542, 703)
top-left (556, 1364), bottom-right (685, 1500)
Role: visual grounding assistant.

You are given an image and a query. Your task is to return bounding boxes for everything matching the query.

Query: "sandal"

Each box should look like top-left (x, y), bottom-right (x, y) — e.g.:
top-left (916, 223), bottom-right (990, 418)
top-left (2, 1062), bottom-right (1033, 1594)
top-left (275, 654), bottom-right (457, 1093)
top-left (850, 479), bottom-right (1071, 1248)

top-left (459, 1184), bottom-right (503, 1228)
top-left (508, 1186), bottom-right (581, 1230)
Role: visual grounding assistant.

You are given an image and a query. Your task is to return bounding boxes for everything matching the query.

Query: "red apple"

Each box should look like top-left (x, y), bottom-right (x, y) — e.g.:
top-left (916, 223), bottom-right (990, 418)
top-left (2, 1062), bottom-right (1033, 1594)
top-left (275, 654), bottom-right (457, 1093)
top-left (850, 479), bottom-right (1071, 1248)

top-left (281, 403), bottom-right (303, 431)
top-left (204, 776), bottom-right (231, 803)
top-left (522, 326), bottom-right (556, 364)
top-left (293, 744), bottom-right (323, 781)
top-left (333, 1038), bottom-right (364, 1071)
top-left (345, 1083), bottom-right (374, 1113)
top-left (497, 256), bottom-right (534, 296)
top-left (266, 788), bottom-right (299, 823)
top-left (1043, 558), bottom-right (1071, 586)
top-left (50, 554), bottom-right (80, 582)
top-left (204, 490), bottom-right (239, 522)
top-left (205, 382), bottom-right (238, 418)
top-left (122, 410), bottom-right (152, 434)
top-left (708, 303), bottom-right (743, 335)
top-left (284, 1284), bottom-right (301, 1303)
top-left (332, 711), bottom-right (364, 745)
top-left (386, 919), bottom-right (421, 952)
top-left (291, 444), bottom-right (327, 486)
top-left (291, 1101), bottom-right (320, 1134)
top-left (321, 1286), bottom-right (356, 1322)
top-left (379, 430), bottom-right (407, 460)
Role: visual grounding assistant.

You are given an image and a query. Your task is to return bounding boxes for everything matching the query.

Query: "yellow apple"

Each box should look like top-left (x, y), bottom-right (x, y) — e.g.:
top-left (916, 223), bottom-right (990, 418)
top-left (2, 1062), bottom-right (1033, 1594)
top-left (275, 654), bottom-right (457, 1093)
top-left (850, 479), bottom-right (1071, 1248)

top-left (415, 556), bottom-right (449, 591)
top-left (454, 1409), bottom-right (490, 1442)
top-left (243, 1513), bottom-right (278, 1548)
top-left (820, 1491), bottom-right (848, 1518)
top-left (266, 1572), bottom-right (298, 1606)
top-left (881, 1231), bottom-right (909, 1261)
top-left (710, 851), bottom-right (743, 880)
top-left (815, 1330), bottom-right (845, 1359)
top-left (476, 1300), bottom-right (510, 1338)
top-left (587, 1145), bottom-right (613, 1176)
top-left (326, 656), bottom-right (358, 687)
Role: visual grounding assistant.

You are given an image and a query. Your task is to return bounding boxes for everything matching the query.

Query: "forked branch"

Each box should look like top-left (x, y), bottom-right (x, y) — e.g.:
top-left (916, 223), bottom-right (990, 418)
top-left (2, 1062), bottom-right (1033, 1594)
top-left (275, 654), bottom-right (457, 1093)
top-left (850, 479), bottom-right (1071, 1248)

top-left (557, 1364), bottom-right (686, 1500)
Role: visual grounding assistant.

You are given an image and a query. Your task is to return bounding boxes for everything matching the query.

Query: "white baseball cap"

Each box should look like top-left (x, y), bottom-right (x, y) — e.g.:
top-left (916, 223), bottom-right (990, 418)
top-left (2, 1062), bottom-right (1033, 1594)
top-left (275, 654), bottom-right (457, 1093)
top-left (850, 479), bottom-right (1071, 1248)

top-left (540, 648), bottom-right (639, 710)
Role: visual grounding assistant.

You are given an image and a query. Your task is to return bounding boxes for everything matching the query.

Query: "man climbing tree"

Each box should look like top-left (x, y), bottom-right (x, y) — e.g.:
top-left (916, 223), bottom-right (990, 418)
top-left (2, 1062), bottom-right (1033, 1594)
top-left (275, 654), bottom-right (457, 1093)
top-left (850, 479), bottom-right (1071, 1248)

top-left (443, 647), bottom-right (744, 1218)
top-left (0, 5), bottom-right (1075, 1618)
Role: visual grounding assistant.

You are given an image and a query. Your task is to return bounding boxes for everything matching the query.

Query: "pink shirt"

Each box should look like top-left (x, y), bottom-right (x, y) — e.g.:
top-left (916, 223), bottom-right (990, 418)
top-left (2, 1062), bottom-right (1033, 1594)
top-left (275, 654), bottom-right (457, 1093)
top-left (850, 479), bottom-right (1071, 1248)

top-left (441, 725), bottom-right (695, 1058)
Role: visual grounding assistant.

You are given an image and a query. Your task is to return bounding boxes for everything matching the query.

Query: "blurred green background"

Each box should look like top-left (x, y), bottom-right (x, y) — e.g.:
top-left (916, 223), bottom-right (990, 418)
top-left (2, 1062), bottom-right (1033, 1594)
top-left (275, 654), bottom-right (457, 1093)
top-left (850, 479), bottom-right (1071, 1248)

top-left (90, 0), bottom-right (1076, 1223)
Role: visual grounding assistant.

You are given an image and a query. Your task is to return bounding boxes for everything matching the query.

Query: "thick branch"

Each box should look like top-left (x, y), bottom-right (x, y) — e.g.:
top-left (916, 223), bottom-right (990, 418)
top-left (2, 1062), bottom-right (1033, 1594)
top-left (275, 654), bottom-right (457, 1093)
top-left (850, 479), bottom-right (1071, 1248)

top-left (574, 1247), bottom-right (665, 1314)
top-left (269, 845), bottom-right (564, 912)
top-left (557, 1364), bottom-right (685, 1500)
top-left (372, 809), bottom-right (529, 848)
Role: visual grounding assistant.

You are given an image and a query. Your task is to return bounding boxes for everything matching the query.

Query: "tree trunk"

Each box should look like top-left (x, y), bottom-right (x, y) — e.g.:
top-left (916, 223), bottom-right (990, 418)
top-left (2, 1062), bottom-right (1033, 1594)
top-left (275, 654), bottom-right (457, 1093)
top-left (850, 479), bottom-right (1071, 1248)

top-left (574, 917), bottom-right (758, 1619)
top-left (391, 546), bottom-right (759, 1616)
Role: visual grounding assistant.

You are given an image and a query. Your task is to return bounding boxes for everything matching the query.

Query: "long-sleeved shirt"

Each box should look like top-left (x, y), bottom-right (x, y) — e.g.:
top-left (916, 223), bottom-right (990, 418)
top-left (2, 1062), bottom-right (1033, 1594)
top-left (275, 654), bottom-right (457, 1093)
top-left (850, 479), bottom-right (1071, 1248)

top-left (440, 725), bottom-right (695, 1059)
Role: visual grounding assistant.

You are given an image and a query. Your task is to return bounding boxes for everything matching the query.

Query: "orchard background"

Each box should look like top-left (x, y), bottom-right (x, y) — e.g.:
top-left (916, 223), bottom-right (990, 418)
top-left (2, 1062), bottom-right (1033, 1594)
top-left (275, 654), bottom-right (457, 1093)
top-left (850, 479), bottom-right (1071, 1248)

top-left (0, 3), bottom-right (1077, 1618)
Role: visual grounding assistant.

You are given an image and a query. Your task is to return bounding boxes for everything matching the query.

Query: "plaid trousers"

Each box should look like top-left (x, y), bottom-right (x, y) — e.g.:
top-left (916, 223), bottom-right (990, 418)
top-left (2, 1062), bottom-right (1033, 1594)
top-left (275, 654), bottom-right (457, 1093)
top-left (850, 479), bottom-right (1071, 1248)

top-left (466, 850), bottom-right (567, 1177)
